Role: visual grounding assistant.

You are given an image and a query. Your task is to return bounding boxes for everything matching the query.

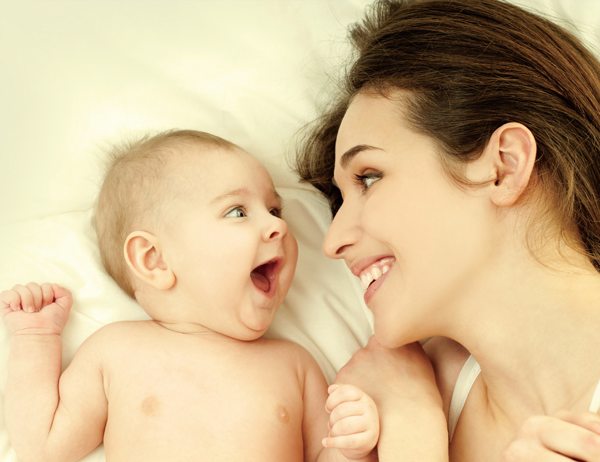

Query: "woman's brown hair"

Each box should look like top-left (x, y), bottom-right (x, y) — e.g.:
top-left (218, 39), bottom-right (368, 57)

top-left (295, 0), bottom-right (600, 270)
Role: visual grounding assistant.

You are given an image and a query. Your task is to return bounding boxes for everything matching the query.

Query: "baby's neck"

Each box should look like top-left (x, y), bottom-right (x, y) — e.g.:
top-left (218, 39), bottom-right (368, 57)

top-left (153, 320), bottom-right (220, 336)
top-left (135, 290), bottom-right (227, 338)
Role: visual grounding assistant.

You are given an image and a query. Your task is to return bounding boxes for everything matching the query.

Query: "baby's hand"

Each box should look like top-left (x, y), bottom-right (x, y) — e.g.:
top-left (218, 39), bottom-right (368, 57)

top-left (323, 383), bottom-right (379, 461)
top-left (0, 283), bottom-right (72, 336)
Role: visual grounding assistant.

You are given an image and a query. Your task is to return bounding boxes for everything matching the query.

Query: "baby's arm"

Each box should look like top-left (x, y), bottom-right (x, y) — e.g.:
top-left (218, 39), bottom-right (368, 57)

top-left (1, 283), bottom-right (108, 462)
top-left (299, 347), bottom-right (379, 462)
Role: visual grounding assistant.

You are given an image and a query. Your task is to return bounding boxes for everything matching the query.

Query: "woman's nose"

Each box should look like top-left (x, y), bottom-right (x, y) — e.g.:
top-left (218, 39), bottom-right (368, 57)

top-left (322, 201), bottom-right (359, 259)
top-left (263, 214), bottom-right (288, 242)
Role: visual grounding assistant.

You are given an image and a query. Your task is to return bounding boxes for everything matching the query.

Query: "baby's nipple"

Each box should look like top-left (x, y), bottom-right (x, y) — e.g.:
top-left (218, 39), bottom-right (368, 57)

top-left (274, 404), bottom-right (289, 424)
top-left (141, 395), bottom-right (161, 417)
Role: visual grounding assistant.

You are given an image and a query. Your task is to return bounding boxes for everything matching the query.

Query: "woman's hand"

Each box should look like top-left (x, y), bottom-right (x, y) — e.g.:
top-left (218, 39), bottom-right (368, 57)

top-left (336, 336), bottom-right (442, 409)
top-left (335, 336), bottom-right (448, 461)
top-left (0, 283), bottom-right (72, 336)
top-left (503, 410), bottom-right (600, 461)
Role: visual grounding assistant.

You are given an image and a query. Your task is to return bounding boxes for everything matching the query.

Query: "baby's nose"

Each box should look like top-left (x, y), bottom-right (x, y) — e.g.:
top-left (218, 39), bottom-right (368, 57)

top-left (264, 215), bottom-right (287, 242)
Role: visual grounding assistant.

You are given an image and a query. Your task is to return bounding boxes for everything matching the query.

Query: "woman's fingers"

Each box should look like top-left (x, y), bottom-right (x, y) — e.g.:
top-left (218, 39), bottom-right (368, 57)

top-left (536, 415), bottom-right (600, 461)
top-left (553, 410), bottom-right (600, 435)
top-left (504, 414), bottom-right (600, 462)
top-left (503, 438), bottom-right (576, 462)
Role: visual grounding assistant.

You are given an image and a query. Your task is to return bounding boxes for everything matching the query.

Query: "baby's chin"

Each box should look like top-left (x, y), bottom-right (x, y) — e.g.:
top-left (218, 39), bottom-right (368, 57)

top-left (237, 306), bottom-right (279, 340)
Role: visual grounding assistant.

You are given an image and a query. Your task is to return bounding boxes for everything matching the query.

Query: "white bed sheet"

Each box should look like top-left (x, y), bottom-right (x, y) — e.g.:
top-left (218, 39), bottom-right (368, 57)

top-left (0, 1), bottom-right (598, 461)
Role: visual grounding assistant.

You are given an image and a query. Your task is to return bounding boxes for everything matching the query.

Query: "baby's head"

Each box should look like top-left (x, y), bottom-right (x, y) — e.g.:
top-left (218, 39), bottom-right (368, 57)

top-left (94, 130), bottom-right (298, 340)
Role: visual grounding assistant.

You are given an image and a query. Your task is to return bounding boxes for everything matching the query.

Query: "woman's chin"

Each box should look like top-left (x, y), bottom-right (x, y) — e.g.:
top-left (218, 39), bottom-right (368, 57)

top-left (373, 324), bottom-right (420, 348)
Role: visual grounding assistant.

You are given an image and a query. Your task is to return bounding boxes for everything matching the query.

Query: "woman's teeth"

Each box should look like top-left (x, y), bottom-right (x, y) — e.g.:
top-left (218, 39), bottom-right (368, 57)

top-left (359, 259), bottom-right (393, 290)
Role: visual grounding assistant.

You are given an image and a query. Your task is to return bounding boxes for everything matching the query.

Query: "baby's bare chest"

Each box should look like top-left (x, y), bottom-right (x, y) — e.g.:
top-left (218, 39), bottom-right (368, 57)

top-left (102, 341), bottom-right (305, 461)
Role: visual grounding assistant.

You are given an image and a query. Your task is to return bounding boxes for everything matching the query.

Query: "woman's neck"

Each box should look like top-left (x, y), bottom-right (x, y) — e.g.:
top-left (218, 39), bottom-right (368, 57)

top-left (446, 243), bottom-right (600, 423)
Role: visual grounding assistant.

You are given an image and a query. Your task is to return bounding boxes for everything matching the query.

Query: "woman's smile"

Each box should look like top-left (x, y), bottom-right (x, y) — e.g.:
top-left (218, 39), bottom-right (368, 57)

top-left (350, 256), bottom-right (396, 304)
top-left (362, 261), bottom-right (394, 305)
top-left (357, 257), bottom-right (395, 290)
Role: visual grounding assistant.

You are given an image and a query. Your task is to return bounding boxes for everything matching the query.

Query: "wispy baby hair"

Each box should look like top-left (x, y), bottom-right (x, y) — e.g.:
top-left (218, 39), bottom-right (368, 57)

top-left (94, 129), bottom-right (238, 298)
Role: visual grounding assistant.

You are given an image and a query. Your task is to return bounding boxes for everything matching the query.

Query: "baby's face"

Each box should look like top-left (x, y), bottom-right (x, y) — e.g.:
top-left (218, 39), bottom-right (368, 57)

top-left (159, 146), bottom-right (298, 340)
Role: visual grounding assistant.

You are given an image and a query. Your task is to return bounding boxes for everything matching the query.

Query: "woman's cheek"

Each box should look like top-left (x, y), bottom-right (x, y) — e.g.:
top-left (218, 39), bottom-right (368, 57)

top-left (362, 186), bottom-right (404, 245)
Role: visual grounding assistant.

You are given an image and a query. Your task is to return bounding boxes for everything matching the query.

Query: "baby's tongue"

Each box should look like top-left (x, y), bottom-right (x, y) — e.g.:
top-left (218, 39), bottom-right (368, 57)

top-left (251, 270), bottom-right (269, 292)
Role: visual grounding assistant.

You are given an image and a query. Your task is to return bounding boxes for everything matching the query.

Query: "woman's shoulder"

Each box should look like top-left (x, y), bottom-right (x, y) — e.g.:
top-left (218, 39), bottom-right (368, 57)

top-left (423, 336), bottom-right (471, 419)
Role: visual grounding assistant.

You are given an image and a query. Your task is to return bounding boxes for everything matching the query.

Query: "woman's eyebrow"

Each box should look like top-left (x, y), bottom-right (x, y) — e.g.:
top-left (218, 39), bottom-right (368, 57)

top-left (340, 144), bottom-right (383, 168)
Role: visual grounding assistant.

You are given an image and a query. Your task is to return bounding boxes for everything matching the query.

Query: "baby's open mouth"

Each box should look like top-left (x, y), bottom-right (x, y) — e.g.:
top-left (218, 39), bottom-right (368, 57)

top-left (250, 259), bottom-right (281, 296)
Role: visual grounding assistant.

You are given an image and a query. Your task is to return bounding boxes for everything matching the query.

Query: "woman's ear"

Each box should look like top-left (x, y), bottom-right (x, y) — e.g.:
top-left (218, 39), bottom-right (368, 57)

top-left (486, 122), bottom-right (537, 207)
top-left (124, 231), bottom-right (175, 291)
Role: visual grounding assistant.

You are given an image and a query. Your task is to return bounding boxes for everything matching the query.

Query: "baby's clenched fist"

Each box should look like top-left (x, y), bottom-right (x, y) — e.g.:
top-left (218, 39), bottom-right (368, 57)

top-left (0, 283), bottom-right (72, 335)
top-left (323, 383), bottom-right (379, 461)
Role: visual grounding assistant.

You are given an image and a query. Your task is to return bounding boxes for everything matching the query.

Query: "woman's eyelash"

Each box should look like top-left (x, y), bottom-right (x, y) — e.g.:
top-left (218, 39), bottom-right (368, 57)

top-left (352, 172), bottom-right (382, 191)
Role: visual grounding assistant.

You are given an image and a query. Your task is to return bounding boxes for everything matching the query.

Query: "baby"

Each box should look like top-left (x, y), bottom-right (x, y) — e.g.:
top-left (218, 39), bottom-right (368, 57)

top-left (0, 130), bottom-right (379, 462)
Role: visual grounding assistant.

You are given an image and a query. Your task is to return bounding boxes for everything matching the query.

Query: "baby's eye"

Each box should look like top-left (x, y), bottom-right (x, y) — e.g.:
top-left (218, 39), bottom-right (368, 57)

top-left (269, 207), bottom-right (282, 218)
top-left (225, 207), bottom-right (246, 218)
top-left (352, 172), bottom-right (382, 191)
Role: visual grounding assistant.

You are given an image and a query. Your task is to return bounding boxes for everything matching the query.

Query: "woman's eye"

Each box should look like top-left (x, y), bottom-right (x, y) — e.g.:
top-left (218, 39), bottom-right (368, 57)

top-left (225, 207), bottom-right (245, 218)
top-left (352, 172), bottom-right (382, 191)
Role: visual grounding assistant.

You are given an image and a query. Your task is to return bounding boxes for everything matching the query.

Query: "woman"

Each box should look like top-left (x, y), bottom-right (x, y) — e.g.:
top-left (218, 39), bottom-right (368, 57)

top-left (295, 0), bottom-right (600, 460)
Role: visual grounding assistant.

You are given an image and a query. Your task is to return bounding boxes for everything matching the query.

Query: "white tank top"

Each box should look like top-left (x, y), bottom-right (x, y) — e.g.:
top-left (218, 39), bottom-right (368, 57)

top-left (448, 355), bottom-right (600, 442)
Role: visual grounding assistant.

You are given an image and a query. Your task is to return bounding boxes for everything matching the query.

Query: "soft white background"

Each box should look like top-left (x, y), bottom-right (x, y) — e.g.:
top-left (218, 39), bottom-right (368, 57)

top-left (0, 1), bottom-right (598, 460)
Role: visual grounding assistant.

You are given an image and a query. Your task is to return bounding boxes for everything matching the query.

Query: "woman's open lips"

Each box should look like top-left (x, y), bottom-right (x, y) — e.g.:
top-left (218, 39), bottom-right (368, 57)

top-left (250, 258), bottom-right (282, 298)
top-left (363, 265), bottom-right (392, 305)
top-left (353, 256), bottom-right (396, 305)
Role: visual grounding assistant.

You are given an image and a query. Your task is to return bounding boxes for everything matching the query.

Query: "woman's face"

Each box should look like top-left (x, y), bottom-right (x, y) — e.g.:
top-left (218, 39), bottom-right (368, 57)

top-left (324, 92), bottom-right (494, 347)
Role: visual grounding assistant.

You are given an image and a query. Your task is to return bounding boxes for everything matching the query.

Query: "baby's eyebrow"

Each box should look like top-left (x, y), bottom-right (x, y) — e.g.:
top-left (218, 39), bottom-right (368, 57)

top-left (210, 187), bottom-right (250, 204)
top-left (273, 189), bottom-right (283, 204)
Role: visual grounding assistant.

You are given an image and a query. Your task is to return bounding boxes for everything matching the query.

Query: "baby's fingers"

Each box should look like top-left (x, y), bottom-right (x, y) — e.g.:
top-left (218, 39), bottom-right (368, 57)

top-left (330, 415), bottom-right (370, 436)
top-left (51, 284), bottom-right (73, 311)
top-left (326, 384), bottom-right (364, 413)
top-left (40, 283), bottom-right (55, 308)
top-left (9, 284), bottom-right (36, 313)
top-left (25, 282), bottom-right (45, 312)
top-left (329, 401), bottom-right (367, 429)
top-left (0, 289), bottom-right (23, 312)
top-left (322, 431), bottom-right (371, 450)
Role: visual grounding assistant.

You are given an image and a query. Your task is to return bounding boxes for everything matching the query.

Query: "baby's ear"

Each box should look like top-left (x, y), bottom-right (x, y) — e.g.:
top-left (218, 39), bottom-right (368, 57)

top-left (486, 122), bottom-right (537, 207)
top-left (124, 231), bottom-right (175, 291)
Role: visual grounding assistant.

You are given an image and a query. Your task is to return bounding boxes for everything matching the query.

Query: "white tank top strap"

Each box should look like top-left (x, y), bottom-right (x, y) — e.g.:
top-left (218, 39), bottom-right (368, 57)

top-left (447, 356), bottom-right (600, 442)
top-left (448, 355), bottom-right (481, 442)
top-left (589, 377), bottom-right (600, 413)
